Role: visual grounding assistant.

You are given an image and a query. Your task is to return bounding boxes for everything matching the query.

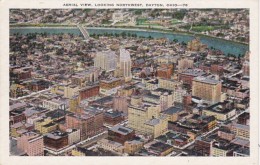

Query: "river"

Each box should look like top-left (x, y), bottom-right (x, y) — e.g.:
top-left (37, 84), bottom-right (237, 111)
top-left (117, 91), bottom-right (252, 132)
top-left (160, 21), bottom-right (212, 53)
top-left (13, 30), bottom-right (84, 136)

top-left (10, 27), bottom-right (249, 56)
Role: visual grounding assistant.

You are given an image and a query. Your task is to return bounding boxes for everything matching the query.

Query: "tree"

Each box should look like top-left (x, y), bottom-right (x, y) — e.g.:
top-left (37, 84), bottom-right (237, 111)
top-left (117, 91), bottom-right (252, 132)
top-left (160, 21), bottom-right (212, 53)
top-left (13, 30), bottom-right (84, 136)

top-left (132, 34), bottom-right (137, 38)
top-left (134, 10), bottom-right (142, 15)
top-left (121, 32), bottom-right (126, 38)
top-left (181, 41), bottom-right (186, 46)
top-left (173, 39), bottom-right (178, 43)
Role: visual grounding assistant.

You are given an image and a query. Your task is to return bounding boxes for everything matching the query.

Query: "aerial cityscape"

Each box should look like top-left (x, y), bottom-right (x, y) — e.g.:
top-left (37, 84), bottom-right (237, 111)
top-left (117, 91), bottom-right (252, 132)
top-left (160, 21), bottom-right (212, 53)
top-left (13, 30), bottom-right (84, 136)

top-left (9, 9), bottom-right (250, 156)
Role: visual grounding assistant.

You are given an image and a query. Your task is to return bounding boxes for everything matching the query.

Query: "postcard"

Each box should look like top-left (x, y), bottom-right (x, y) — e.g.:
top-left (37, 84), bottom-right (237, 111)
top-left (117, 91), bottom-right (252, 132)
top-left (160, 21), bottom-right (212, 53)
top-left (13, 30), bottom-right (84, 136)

top-left (0, 0), bottom-right (259, 165)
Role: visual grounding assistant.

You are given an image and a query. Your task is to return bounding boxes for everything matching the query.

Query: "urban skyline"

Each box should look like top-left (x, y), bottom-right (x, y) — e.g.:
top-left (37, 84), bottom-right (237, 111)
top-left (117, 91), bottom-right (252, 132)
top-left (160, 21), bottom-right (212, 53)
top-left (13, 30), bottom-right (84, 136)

top-left (9, 8), bottom-right (250, 157)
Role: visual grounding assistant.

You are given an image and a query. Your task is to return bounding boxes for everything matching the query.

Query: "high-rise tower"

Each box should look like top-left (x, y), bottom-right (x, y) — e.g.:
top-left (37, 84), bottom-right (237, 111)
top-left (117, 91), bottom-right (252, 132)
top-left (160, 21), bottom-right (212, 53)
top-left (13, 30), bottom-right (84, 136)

top-left (119, 48), bottom-right (132, 78)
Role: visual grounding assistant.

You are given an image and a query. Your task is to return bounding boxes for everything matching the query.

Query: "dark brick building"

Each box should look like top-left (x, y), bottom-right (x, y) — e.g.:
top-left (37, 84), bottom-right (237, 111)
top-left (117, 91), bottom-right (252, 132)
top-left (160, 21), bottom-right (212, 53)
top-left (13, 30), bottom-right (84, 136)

top-left (237, 112), bottom-right (249, 125)
top-left (10, 110), bottom-right (26, 125)
top-left (27, 80), bottom-right (51, 92)
top-left (108, 125), bottom-right (135, 144)
top-left (65, 108), bottom-right (104, 140)
top-left (79, 85), bottom-right (100, 101)
top-left (156, 64), bottom-right (173, 79)
top-left (44, 131), bottom-right (68, 150)
top-left (104, 110), bottom-right (125, 126)
top-left (168, 121), bottom-right (191, 134)
top-left (178, 69), bottom-right (205, 89)
top-left (193, 139), bottom-right (212, 156)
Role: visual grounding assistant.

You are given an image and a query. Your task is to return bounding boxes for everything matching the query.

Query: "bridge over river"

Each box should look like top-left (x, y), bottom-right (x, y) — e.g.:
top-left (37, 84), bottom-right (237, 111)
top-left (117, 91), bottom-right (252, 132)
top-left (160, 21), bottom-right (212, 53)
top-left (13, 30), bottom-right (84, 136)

top-left (77, 24), bottom-right (90, 40)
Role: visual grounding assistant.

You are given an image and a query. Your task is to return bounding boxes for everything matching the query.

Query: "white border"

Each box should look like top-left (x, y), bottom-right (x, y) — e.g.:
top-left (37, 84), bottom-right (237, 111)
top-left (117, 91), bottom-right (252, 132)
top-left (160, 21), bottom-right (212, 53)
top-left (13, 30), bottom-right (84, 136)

top-left (0, 0), bottom-right (258, 165)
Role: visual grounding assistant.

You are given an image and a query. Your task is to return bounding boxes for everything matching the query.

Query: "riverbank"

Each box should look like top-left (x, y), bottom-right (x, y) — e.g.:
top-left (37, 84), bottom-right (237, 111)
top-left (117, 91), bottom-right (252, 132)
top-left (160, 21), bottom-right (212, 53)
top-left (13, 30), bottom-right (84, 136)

top-left (10, 24), bottom-right (248, 46)
top-left (97, 26), bottom-right (249, 46)
top-left (10, 26), bottom-right (249, 56)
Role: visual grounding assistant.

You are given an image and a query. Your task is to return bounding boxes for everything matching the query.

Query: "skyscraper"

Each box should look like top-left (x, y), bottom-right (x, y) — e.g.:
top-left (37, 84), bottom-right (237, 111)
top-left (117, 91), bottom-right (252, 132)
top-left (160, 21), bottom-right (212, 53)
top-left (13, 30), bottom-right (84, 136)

top-left (119, 48), bottom-right (132, 78)
top-left (94, 50), bottom-right (117, 71)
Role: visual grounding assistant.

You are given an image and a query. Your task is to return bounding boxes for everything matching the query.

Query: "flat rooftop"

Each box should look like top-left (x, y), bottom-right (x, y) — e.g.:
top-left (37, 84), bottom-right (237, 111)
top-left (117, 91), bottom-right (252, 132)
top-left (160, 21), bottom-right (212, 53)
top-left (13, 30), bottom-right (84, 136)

top-left (45, 131), bottom-right (68, 140)
top-left (104, 110), bottom-right (123, 118)
top-left (193, 76), bottom-right (220, 85)
top-left (109, 125), bottom-right (134, 135)
top-left (162, 106), bottom-right (182, 115)
top-left (180, 69), bottom-right (205, 77)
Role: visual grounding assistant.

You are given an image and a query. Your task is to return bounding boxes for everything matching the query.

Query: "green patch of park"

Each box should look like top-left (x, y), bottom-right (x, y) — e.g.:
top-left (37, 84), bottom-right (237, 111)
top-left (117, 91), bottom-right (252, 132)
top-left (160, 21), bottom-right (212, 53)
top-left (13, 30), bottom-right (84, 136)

top-left (101, 20), bottom-right (113, 25)
top-left (190, 25), bottom-right (229, 32)
top-left (136, 19), bottom-right (162, 27)
top-left (136, 18), bottom-right (148, 25)
top-left (140, 23), bottom-right (161, 26)
top-left (192, 26), bottom-right (215, 32)
top-left (171, 19), bottom-right (181, 25)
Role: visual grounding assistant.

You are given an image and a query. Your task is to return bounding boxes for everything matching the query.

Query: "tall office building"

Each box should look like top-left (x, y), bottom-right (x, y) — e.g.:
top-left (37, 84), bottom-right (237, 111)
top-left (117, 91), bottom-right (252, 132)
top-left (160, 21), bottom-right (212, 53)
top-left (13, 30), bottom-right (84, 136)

top-left (158, 78), bottom-right (182, 90)
top-left (119, 48), bottom-right (132, 78)
top-left (17, 131), bottom-right (44, 156)
top-left (128, 96), bottom-right (168, 138)
top-left (94, 51), bottom-right (117, 71)
top-left (174, 88), bottom-right (188, 103)
top-left (192, 76), bottom-right (222, 103)
top-left (65, 110), bottom-right (104, 140)
top-left (69, 95), bottom-right (80, 113)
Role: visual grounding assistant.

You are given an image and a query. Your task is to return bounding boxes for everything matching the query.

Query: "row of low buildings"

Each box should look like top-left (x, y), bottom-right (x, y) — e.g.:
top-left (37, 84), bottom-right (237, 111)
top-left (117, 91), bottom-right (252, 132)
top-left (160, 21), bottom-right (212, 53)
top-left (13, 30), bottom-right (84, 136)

top-left (15, 128), bottom-right (81, 156)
